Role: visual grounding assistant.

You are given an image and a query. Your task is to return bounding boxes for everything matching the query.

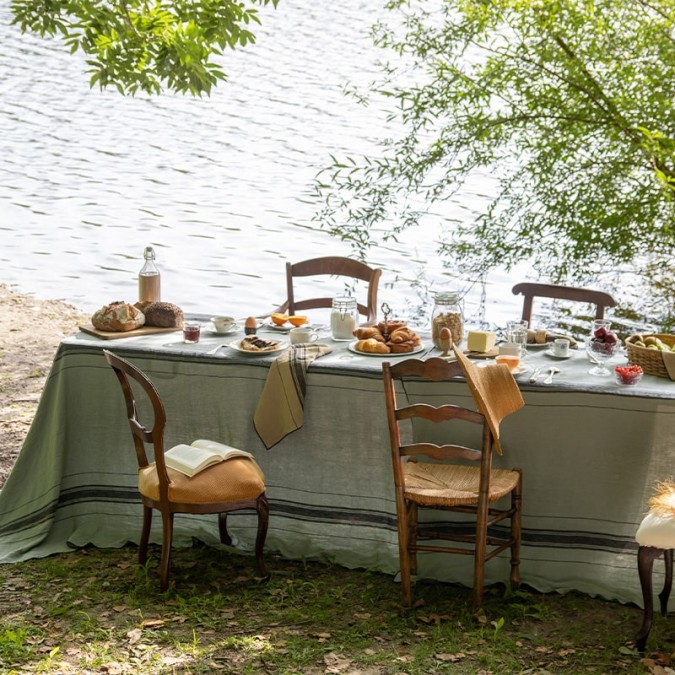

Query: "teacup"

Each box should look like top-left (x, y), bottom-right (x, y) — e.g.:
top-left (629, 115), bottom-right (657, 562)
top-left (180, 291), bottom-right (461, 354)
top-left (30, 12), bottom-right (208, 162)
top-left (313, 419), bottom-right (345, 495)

top-left (289, 327), bottom-right (319, 345)
top-left (498, 342), bottom-right (521, 356)
top-left (552, 338), bottom-right (570, 357)
top-left (212, 315), bottom-right (237, 333)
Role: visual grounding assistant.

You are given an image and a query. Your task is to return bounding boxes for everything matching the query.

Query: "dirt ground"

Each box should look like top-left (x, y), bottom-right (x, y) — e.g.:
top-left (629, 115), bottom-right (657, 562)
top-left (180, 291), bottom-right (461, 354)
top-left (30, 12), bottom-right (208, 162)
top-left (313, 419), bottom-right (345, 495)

top-left (0, 283), bottom-right (86, 488)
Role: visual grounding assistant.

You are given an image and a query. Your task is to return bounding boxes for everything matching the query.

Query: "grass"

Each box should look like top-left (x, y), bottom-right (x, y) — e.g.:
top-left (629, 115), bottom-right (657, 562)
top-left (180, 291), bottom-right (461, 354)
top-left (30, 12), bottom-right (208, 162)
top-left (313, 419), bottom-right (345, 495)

top-left (0, 543), bottom-right (667, 674)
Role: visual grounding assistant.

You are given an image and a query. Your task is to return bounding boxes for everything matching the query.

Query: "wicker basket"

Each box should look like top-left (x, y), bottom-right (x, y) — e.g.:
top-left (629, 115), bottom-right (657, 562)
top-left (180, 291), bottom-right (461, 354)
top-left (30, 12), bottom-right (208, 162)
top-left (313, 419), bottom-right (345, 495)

top-left (625, 334), bottom-right (675, 379)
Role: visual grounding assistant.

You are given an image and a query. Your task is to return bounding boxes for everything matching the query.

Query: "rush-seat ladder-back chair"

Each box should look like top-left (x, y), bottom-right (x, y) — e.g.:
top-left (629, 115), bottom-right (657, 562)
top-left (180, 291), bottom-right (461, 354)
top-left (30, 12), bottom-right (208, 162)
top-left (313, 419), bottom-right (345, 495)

top-left (382, 348), bottom-right (525, 609)
top-left (512, 282), bottom-right (617, 326)
top-left (104, 350), bottom-right (269, 591)
top-left (634, 480), bottom-right (675, 652)
top-left (275, 256), bottom-right (382, 324)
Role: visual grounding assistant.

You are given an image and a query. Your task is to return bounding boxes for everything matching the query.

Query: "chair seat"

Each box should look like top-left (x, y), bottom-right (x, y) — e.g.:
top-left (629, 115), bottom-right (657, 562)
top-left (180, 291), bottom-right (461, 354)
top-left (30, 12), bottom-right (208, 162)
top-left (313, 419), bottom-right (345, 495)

top-left (139, 457), bottom-right (266, 504)
top-left (404, 462), bottom-right (520, 507)
top-left (636, 512), bottom-right (675, 549)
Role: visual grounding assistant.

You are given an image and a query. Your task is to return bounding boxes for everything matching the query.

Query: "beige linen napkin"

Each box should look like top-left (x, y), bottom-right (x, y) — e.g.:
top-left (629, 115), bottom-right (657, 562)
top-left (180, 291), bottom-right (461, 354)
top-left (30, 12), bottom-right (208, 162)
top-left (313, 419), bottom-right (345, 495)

top-left (254, 343), bottom-right (332, 449)
top-left (662, 349), bottom-right (675, 381)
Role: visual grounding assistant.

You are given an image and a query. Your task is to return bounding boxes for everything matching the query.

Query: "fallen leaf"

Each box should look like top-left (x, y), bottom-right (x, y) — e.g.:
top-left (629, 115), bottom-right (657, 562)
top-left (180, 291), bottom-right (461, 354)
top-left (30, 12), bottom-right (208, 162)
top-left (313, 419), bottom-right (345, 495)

top-left (435, 652), bottom-right (466, 662)
top-left (126, 628), bottom-right (142, 644)
top-left (141, 619), bottom-right (165, 628)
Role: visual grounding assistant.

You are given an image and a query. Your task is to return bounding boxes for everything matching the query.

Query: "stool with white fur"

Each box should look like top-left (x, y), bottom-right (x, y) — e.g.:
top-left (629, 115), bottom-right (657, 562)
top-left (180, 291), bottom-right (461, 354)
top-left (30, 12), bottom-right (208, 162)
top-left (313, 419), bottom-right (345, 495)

top-left (635, 481), bottom-right (675, 652)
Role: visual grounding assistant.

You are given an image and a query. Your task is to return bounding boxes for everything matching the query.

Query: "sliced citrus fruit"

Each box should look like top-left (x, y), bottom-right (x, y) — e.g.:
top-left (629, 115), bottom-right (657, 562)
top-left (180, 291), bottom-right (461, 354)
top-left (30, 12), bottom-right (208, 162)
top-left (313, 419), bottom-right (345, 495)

top-left (270, 313), bottom-right (289, 326)
top-left (288, 315), bottom-right (308, 327)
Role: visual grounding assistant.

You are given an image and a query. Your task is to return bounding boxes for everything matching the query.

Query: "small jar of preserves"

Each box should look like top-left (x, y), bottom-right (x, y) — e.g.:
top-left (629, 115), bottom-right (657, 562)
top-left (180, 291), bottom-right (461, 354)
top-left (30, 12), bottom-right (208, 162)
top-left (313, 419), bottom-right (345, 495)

top-left (431, 291), bottom-right (463, 349)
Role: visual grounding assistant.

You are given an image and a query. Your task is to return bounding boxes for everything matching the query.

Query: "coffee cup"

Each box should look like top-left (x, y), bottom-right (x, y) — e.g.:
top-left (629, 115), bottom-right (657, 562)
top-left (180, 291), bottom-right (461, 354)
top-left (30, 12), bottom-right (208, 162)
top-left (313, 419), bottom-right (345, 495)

top-left (289, 327), bottom-right (319, 345)
top-left (552, 338), bottom-right (570, 357)
top-left (211, 315), bottom-right (237, 333)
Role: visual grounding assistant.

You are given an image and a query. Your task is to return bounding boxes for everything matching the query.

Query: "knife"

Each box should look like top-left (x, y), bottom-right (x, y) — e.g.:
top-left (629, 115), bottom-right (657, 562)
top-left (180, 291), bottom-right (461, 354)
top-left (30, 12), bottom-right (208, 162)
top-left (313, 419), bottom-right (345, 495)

top-left (529, 367), bottom-right (541, 384)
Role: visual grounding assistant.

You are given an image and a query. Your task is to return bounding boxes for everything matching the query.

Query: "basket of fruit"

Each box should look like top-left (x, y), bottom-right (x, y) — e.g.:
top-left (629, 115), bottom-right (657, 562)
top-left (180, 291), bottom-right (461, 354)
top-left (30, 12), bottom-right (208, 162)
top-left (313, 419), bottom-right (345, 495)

top-left (625, 334), bottom-right (675, 379)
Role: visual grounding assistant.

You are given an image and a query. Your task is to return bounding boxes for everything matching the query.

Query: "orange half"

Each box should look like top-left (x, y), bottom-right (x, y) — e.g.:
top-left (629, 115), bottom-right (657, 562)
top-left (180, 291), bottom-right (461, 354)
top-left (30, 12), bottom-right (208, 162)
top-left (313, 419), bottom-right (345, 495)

top-left (271, 313), bottom-right (289, 326)
top-left (288, 315), bottom-right (308, 327)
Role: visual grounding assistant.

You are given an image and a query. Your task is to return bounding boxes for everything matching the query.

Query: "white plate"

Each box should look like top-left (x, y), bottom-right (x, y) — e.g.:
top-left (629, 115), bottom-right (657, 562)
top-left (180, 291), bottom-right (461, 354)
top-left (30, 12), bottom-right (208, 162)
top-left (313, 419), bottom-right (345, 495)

top-left (206, 323), bottom-right (241, 336)
top-left (525, 342), bottom-right (553, 350)
top-left (544, 348), bottom-right (574, 360)
top-left (347, 341), bottom-right (426, 357)
top-left (228, 339), bottom-right (288, 355)
top-left (264, 322), bottom-right (295, 332)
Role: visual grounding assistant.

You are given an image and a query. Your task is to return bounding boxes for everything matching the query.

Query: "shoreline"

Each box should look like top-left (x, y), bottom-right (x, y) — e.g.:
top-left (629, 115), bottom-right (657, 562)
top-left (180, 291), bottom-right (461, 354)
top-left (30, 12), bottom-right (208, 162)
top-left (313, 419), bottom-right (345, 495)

top-left (0, 284), bottom-right (87, 487)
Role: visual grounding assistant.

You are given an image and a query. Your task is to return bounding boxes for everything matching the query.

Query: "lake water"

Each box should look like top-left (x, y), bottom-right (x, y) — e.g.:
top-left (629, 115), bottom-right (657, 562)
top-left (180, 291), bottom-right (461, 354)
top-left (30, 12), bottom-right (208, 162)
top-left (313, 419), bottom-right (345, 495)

top-left (0, 1), bottom-right (528, 327)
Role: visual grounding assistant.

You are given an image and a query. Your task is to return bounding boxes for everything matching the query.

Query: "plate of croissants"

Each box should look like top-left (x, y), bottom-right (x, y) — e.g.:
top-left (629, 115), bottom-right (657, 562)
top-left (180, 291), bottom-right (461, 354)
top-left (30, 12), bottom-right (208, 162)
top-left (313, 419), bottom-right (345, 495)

top-left (349, 323), bottom-right (424, 356)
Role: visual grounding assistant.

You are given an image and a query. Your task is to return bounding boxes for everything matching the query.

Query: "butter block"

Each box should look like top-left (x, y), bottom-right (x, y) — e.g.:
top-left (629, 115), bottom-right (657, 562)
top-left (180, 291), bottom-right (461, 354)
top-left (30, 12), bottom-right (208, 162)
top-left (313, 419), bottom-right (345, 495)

top-left (466, 330), bottom-right (496, 353)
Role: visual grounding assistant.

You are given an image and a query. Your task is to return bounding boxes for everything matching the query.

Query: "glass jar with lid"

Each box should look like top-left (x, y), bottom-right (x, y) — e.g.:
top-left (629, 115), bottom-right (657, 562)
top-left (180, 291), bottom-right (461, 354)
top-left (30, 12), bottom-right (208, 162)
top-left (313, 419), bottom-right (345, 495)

top-left (431, 291), bottom-right (463, 349)
top-left (330, 296), bottom-right (359, 341)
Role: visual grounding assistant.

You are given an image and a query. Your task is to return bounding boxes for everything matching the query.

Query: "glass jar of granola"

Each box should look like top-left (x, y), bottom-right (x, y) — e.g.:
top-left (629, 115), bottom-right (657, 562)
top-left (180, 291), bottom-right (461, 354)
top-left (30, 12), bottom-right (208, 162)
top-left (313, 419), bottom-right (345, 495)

top-left (431, 291), bottom-right (463, 349)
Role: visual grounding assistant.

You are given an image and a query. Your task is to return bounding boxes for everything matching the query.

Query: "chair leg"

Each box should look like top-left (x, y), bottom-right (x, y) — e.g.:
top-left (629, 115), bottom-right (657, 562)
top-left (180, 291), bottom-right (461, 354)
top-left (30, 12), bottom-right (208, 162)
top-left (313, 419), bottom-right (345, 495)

top-left (659, 549), bottom-right (673, 616)
top-left (218, 512), bottom-right (232, 546)
top-left (636, 545), bottom-right (664, 652)
top-left (397, 495), bottom-right (413, 608)
top-left (409, 501), bottom-right (418, 576)
top-left (254, 493), bottom-right (270, 578)
top-left (509, 472), bottom-right (523, 589)
top-left (473, 498), bottom-right (490, 610)
top-left (139, 506), bottom-right (152, 565)
top-left (159, 511), bottom-right (174, 593)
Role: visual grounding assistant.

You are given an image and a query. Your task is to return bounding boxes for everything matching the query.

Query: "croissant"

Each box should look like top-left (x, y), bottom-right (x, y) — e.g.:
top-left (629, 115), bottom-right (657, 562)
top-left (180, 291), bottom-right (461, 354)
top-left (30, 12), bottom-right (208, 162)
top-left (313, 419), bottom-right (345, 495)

top-left (377, 320), bottom-right (407, 336)
top-left (388, 340), bottom-right (415, 353)
top-left (353, 327), bottom-right (385, 341)
top-left (389, 327), bottom-right (417, 344)
top-left (355, 338), bottom-right (391, 354)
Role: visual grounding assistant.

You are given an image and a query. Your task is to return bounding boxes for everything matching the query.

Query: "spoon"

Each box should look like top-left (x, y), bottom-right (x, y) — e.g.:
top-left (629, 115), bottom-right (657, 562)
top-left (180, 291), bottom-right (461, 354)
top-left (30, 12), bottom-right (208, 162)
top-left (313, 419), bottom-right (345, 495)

top-left (543, 366), bottom-right (560, 384)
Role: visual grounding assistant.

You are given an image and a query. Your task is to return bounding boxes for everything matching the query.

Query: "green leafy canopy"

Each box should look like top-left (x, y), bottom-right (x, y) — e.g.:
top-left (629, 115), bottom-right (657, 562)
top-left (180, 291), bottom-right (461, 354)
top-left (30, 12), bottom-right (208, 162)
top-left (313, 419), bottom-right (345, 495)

top-left (315, 0), bottom-right (675, 286)
top-left (11, 0), bottom-right (279, 96)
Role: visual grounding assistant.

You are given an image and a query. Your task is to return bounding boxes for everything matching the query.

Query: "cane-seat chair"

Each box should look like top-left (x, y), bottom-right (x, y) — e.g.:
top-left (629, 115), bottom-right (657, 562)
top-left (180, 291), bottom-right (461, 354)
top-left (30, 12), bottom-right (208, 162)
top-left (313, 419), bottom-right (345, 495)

top-left (274, 256), bottom-right (382, 323)
top-left (382, 348), bottom-right (524, 609)
top-left (104, 349), bottom-right (269, 591)
top-left (635, 480), bottom-right (675, 652)
top-left (512, 282), bottom-right (617, 326)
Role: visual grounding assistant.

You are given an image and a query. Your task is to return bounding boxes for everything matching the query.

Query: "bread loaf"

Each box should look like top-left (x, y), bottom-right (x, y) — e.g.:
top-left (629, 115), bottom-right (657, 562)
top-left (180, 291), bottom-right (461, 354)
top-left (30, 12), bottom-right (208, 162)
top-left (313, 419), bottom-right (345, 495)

top-left (91, 301), bottom-right (145, 332)
top-left (140, 301), bottom-right (184, 328)
top-left (355, 338), bottom-right (391, 354)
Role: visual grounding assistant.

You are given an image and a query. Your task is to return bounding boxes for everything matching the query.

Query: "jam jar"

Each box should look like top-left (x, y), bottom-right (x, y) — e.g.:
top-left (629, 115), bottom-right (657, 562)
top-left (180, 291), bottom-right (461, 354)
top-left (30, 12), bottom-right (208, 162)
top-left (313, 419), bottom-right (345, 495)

top-left (431, 291), bottom-right (463, 349)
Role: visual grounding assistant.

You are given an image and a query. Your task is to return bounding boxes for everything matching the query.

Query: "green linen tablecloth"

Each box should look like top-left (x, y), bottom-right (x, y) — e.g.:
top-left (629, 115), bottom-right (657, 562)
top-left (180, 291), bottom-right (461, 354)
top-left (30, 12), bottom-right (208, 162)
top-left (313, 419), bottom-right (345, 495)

top-left (1, 327), bottom-right (674, 607)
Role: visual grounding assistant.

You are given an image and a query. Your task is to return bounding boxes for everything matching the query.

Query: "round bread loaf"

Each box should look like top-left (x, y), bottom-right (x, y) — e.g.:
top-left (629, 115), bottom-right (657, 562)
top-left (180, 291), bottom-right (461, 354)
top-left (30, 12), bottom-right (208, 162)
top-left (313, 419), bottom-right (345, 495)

top-left (141, 301), bottom-right (184, 328)
top-left (91, 301), bottom-right (145, 332)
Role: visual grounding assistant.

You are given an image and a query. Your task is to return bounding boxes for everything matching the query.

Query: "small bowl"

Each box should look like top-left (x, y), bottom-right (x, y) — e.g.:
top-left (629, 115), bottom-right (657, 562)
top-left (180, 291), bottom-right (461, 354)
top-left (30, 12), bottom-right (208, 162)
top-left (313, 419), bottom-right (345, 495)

top-left (614, 365), bottom-right (643, 386)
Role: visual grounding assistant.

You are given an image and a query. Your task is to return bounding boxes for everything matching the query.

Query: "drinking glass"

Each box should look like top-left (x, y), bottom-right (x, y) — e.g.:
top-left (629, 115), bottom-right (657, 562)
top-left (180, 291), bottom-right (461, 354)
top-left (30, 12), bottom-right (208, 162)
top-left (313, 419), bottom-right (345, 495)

top-left (586, 319), bottom-right (618, 376)
top-left (506, 320), bottom-right (529, 357)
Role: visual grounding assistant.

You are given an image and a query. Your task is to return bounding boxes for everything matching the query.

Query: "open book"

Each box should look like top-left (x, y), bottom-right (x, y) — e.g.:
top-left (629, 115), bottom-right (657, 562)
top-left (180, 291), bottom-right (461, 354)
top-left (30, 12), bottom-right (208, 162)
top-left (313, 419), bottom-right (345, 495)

top-left (164, 439), bottom-right (254, 478)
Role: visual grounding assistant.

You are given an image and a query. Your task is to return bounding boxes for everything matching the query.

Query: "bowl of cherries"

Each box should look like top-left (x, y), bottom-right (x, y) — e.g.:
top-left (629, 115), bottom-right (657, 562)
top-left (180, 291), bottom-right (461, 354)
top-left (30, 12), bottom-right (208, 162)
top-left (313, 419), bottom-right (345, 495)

top-left (615, 364), bottom-right (644, 386)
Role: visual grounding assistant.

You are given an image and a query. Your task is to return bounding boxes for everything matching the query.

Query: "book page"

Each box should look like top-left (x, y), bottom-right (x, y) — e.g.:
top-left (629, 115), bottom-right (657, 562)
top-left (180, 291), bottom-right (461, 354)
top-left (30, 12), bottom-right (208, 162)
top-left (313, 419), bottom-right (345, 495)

top-left (191, 439), bottom-right (253, 461)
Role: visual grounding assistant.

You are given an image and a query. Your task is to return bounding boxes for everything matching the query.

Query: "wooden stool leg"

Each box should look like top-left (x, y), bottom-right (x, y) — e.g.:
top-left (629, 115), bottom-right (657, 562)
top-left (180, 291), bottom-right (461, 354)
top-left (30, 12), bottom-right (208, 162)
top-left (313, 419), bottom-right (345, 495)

top-left (659, 549), bottom-right (673, 616)
top-left (636, 545), bottom-right (664, 652)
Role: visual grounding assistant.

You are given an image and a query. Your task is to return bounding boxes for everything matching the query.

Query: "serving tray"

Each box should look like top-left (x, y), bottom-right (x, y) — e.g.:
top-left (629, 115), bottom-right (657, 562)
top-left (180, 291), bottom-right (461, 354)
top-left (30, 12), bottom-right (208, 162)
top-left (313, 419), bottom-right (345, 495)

top-left (78, 324), bottom-right (182, 340)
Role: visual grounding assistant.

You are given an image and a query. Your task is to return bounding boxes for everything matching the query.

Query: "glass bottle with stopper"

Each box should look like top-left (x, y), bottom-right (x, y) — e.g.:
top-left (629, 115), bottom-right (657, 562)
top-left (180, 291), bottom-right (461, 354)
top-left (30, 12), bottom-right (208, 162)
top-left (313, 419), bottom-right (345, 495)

top-left (138, 246), bottom-right (161, 304)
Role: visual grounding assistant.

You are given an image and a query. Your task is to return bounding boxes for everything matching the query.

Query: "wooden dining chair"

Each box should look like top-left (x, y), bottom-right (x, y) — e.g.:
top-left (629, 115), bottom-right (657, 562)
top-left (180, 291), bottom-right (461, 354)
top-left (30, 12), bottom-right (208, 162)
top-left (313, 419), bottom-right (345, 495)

top-left (635, 480), bottom-right (675, 652)
top-left (103, 349), bottom-right (269, 591)
top-left (382, 352), bottom-right (524, 610)
top-left (275, 256), bottom-right (382, 323)
top-left (512, 282), bottom-right (617, 325)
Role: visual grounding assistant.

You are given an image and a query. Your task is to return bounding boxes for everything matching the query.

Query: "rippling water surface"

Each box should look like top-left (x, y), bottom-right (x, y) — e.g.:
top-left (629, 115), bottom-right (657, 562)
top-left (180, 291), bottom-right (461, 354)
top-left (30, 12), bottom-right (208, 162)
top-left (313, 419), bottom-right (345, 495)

top-left (0, 2), bottom-right (525, 325)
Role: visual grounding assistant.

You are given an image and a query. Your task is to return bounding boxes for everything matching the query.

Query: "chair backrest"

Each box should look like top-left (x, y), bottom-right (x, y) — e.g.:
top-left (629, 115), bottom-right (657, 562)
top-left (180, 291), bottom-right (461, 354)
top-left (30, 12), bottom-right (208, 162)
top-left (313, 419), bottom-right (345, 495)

top-left (512, 282), bottom-right (617, 325)
top-left (104, 350), bottom-right (171, 488)
top-left (283, 256), bottom-right (382, 323)
top-left (383, 357), bottom-right (490, 489)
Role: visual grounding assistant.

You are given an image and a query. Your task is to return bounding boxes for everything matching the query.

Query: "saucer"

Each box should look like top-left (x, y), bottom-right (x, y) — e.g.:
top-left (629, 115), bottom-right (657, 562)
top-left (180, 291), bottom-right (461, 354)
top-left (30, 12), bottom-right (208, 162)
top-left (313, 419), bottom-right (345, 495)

top-left (545, 348), bottom-right (573, 360)
top-left (207, 323), bottom-right (241, 336)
